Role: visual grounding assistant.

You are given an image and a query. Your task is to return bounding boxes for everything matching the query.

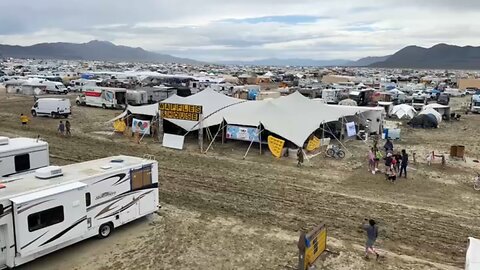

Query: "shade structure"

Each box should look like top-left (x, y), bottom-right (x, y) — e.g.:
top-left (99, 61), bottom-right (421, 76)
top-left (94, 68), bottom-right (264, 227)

top-left (161, 90), bottom-right (383, 147)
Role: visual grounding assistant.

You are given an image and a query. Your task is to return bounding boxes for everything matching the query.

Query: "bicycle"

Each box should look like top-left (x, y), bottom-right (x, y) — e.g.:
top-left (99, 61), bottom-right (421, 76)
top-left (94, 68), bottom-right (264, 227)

top-left (326, 145), bottom-right (346, 159)
top-left (474, 173), bottom-right (480, 191)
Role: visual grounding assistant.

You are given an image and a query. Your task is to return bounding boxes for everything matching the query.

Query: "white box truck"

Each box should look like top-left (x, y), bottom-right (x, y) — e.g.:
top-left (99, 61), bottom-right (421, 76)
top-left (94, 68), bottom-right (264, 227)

top-left (0, 137), bottom-right (49, 177)
top-left (31, 98), bottom-right (71, 118)
top-left (0, 155), bottom-right (159, 269)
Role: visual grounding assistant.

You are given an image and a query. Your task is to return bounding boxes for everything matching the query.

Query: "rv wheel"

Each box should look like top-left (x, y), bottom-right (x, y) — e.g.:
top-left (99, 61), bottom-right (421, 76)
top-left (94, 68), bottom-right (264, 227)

top-left (98, 223), bottom-right (113, 238)
top-left (102, 104), bottom-right (107, 109)
top-left (31, 110), bottom-right (37, 117)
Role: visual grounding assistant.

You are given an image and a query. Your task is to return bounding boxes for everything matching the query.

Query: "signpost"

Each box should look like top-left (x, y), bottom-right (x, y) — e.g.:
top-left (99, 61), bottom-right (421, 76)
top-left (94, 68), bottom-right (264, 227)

top-left (297, 224), bottom-right (327, 270)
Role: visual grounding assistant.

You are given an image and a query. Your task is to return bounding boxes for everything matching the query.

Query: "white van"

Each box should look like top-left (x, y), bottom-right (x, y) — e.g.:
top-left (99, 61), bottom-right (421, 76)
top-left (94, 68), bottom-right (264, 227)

top-left (0, 137), bottom-right (49, 177)
top-left (31, 98), bottom-right (71, 118)
top-left (29, 79), bottom-right (68, 95)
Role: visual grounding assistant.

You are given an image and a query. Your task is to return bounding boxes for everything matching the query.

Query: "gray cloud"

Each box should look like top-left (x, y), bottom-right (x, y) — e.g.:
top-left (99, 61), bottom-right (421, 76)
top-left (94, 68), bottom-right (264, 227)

top-left (0, 0), bottom-right (479, 60)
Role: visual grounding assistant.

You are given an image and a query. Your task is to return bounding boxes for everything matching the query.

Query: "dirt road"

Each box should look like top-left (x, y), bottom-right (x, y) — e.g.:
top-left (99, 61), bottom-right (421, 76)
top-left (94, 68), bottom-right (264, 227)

top-left (1, 92), bottom-right (479, 269)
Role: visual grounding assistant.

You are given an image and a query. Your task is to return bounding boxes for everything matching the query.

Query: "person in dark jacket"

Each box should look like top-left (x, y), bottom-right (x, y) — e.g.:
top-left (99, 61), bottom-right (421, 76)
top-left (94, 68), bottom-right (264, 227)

top-left (297, 148), bottom-right (304, 167)
top-left (399, 149), bottom-right (409, 178)
top-left (383, 139), bottom-right (393, 153)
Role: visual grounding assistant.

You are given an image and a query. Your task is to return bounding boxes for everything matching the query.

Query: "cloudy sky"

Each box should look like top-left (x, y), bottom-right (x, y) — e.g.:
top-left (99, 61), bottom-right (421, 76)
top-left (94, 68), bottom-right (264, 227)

top-left (1, 0), bottom-right (479, 61)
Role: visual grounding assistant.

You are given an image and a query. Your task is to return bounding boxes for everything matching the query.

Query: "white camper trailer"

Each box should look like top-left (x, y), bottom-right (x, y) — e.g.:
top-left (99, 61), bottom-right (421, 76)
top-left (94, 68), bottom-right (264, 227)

top-left (0, 137), bottom-right (49, 177)
top-left (0, 155), bottom-right (158, 269)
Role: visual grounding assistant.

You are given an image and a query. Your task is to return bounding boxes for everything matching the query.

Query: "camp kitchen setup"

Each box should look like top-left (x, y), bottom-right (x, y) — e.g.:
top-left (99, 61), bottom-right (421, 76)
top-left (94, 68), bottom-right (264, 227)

top-left (0, 155), bottom-right (158, 269)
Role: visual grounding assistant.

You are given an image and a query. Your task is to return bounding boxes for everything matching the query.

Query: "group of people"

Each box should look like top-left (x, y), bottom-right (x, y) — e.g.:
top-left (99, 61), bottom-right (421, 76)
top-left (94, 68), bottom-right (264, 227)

top-left (20, 113), bottom-right (72, 137)
top-left (57, 120), bottom-right (71, 136)
top-left (368, 139), bottom-right (409, 182)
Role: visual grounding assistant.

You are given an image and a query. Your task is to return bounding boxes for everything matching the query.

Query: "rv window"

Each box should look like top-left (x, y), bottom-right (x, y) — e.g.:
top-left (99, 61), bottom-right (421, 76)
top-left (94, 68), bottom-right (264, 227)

top-left (28, 206), bottom-right (64, 232)
top-left (14, 154), bottom-right (30, 172)
top-left (0, 204), bottom-right (3, 215)
top-left (131, 166), bottom-right (153, 190)
top-left (85, 193), bottom-right (91, 207)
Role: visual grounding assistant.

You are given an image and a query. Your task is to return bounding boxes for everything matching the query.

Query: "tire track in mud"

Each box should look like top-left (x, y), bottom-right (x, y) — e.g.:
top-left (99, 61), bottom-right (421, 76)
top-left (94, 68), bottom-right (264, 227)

top-left (160, 167), bottom-right (477, 267)
top-left (1, 124), bottom-right (476, 267)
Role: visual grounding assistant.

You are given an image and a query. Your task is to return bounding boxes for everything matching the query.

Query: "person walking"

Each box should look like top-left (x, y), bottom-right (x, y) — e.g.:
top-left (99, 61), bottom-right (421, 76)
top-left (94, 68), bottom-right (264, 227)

top-left (399, 149), bottom-right (409, 178)
top-left (367, 148), bottom-right (375, 174)
top-left (65, 120), bottom-right (71, 136)
top-left (20, 114), bottom-right (29, 128)
top-left (362, 219), bottom-right (380, 260)
top-left (297, 148), bottom-right (304, 167)
top-left (374, 147), bottom-right (382, 173)
top-left (57, 121), bottom-right (65, 136)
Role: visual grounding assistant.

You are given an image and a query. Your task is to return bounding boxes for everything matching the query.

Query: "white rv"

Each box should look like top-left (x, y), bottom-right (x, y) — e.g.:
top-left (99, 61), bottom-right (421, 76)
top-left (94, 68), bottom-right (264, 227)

top-left (76, 87), bottom-right (127, 109)
top-left (322, 89), bottom-right (348, 104)
top-left (0, 155), bottom-right (158, 269)
top-left (126, 90), bottom-right (148, 105)
top-left (0, 137), bottom-right (49, 177)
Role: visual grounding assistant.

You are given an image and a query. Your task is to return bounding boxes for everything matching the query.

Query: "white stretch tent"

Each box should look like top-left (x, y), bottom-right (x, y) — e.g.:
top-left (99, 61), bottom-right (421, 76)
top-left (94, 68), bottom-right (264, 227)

top-left (161, 90), bottom-right (383, 147)
top-left (466, 237), bottom-right (480, 270)
top-left (108, 103), bottom-right (159, 123)
top-left (161, 88), bottom-right (244, 131)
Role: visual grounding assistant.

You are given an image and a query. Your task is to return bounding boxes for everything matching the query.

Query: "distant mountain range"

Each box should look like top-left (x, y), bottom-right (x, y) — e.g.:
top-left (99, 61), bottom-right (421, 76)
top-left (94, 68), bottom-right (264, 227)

top-left (218, 58), bottom-right (351, 67)
top-left (219, 55), bottom-right (394, 67)
top-left (1, 41), bottom-right (479, 69)
top-left (0, 40), bottom-right (199, 64)
top-left (371, 44), bottom-right (480, 69)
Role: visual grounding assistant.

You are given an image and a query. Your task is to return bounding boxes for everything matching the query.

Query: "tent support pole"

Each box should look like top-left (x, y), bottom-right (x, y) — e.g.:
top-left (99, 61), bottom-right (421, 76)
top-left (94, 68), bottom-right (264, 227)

top-left (324, 123), bottom-right (352, 156)
top-left (243, 128), bottom-right (264, 160)
top-left (222, 122), bottom-right (225, 144)
top-left (259, 125), bottom-right (262, 155)
top-left (205, 121), bottom-right (226, 154)
top-left (158, 113), bottom-right (163, 143)
top-left (199, 114), bottom-right (204, 153)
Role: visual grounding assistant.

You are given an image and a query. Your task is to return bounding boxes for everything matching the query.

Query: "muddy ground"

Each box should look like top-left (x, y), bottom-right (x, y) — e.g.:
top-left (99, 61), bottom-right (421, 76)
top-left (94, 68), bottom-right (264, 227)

top-left (1, 89), bottom-right (479, 270)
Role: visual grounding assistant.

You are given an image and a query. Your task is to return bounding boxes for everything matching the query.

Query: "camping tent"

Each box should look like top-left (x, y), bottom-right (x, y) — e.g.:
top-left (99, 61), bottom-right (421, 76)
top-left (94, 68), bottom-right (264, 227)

top-left (419, 108), bottom-right (442, 123)
top-left (408, 114), bottom-right (438, 128)
top-left (392, 104), bottom-right (416, 119)
top-left (466, 237), bottom-right (480, 270)
top-left (338, 99), bottom-right (358, 106)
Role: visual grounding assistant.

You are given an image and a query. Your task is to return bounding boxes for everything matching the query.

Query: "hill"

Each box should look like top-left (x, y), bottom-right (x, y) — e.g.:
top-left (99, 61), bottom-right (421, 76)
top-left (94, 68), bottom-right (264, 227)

top-left (0, 40), bottom-right (199, 64)
top-left (219, 58), bottom-right (350, 67)
top-left (371, 44), bottom-right (480, 69)
top-left (347, 55), bottom-right (391, 66)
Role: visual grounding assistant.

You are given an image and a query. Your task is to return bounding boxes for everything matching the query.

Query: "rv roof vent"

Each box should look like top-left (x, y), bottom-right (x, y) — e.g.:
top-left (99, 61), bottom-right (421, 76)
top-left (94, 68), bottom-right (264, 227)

top-left (0, 137), bottom-right (9, 146)
top-left (35, 166), bottom-right (63, 179)
top-left (110, 159), bottom-right (124, 163)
